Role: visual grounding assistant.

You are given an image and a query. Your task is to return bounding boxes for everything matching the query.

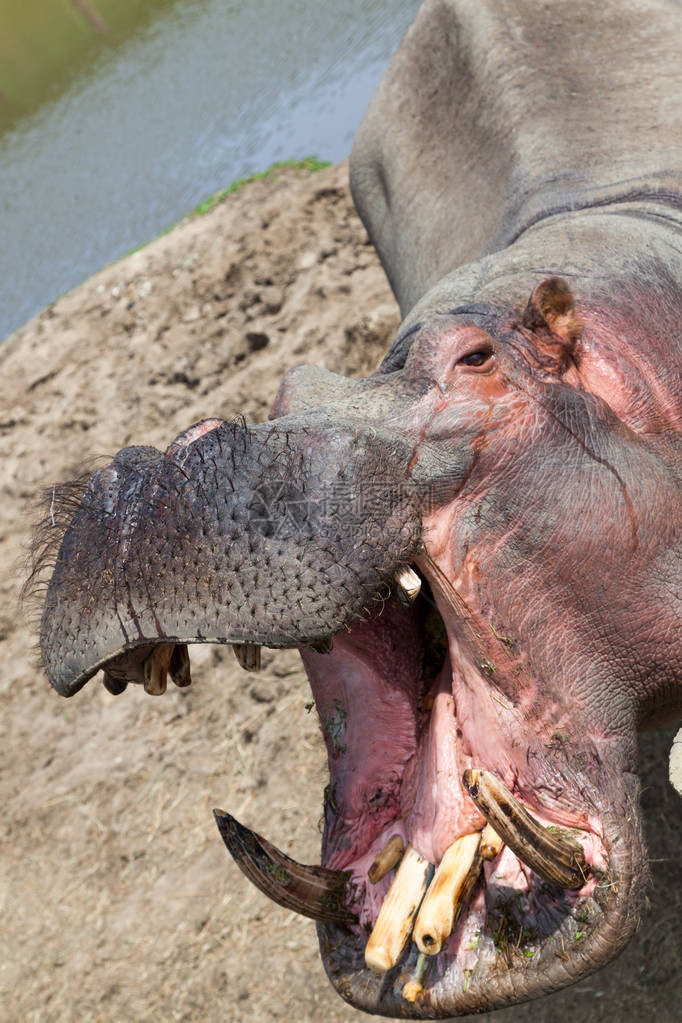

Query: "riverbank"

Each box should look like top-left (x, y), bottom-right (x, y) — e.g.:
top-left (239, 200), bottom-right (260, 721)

top-left (0, 161), bottom-right (678, 1022)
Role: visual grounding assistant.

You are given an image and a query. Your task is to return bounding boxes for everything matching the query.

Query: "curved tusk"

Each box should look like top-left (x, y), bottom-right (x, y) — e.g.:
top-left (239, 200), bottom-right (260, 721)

top-left (213, 810), bottom-right (356, 925)
top-left (462, 769), bottom-right (590, 890)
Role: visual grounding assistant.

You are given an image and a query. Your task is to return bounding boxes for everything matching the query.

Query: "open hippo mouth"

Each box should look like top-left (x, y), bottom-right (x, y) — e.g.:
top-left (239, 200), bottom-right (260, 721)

top-left (32, 341), bottom-right (647, 1017)
top-left (217, 570), bottom-right (632, 1018)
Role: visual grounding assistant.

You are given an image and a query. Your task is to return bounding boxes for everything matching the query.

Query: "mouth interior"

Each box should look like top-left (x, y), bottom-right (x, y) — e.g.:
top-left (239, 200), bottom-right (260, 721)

top-left (96, 562), bottom-right (616, 1007)
top-left (298, 568), bottom-right (611, 999)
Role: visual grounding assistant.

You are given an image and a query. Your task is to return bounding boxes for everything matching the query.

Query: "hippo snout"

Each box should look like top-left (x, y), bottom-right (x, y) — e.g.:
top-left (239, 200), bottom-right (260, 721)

top-left (38, 411), bottom-right (422, 697)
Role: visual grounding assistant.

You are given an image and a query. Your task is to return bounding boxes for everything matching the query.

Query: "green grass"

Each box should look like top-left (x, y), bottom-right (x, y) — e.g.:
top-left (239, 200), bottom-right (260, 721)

top-left (14, 154), bottom-right (333, 336)
top-left (190, 156), bottom-right (332, 216)
top-left (9, 154), bottom-right (332, 341)
top-left (121, 156), bottom-right (331, 260)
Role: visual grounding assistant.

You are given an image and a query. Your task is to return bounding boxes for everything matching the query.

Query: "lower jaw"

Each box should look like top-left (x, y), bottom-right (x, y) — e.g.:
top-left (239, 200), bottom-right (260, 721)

top-left (296, 586), bottom-right (643, 1014)
top-left (317, 791), bottom-right (642, 1018)
top-left (101, 566), bottom-right (645, 1015)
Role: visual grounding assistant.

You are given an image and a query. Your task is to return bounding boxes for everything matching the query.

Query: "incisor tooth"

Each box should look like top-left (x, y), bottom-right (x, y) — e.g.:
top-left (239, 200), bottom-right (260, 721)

top-left (368, 834), bottom-right (405, 884)
top-left (143, 643), bottom-right (174, 695)
top-left (395, 566), bottom-right (422, 605)
top-left (364, 845), bottom-right (433, 974)
top-left (232, 643), bottom-right (261, 672)
top-left (102, 671), bottom-right (127, 696)
top-left (413, 832), bottom-right (481, 956)
top-left (480, 823), bottom-right (504, 861)
top-left (170, 643), bottom-right (192, 687)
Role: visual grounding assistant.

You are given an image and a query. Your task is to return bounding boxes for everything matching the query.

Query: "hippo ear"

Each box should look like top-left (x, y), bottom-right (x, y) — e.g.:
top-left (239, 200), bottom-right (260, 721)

top-left (522, 277), bottom-right (581, 371)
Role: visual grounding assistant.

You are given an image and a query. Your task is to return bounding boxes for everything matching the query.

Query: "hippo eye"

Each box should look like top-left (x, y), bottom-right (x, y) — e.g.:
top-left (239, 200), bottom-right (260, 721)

top-left (459, 349), bottom-right (493, 368)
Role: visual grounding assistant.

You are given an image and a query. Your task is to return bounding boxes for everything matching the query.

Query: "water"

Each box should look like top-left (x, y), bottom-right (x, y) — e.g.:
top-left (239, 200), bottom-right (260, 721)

top-left (0, 0), bottom-right (421, 341)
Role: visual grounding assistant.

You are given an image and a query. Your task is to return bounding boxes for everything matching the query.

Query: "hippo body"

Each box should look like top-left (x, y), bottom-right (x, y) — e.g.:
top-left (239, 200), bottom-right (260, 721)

top-left (33, 0), bottom-right (681, 1017)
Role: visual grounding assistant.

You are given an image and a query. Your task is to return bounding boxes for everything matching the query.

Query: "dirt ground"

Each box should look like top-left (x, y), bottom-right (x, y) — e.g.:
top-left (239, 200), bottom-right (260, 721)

top-left (0, 162), bottom-right (679, 1022)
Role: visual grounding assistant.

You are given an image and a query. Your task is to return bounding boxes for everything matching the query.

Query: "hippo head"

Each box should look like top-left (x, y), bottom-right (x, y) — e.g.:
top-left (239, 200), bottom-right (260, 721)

top-left (33, 277), bottom-right (679, 1016)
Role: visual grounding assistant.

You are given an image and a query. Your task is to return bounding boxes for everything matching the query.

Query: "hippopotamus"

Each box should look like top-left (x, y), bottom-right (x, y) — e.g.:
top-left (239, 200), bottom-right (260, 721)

top-left (30, 0), bottom-right (681, 1017)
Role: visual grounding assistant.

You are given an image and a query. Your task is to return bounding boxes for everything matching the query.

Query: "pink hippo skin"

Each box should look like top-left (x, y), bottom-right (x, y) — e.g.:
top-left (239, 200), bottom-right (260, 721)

top-left (30, 0), bottom-right (681, 1017)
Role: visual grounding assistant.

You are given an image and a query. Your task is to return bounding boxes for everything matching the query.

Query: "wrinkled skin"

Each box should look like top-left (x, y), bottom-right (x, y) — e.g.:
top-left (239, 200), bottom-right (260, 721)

top-left (31, 0), bottom-right (681, 1018)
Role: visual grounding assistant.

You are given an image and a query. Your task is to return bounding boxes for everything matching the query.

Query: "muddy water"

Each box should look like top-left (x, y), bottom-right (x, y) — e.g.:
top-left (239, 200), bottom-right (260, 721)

top-left (0, 0), bottom-right (420, 340)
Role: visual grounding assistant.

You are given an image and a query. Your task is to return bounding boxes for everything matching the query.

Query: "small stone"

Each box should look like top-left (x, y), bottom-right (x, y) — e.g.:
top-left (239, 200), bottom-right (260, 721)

top-left (249, 681), bottom-right (274, 703)
top-left (261, 285), bottom-right (284, 314)
top-left (298, 251), bottom-right (317, 270)
top-left (246, 331), bottom-right (269, 352)
top-left (239, 289), bottom-right (260, 311)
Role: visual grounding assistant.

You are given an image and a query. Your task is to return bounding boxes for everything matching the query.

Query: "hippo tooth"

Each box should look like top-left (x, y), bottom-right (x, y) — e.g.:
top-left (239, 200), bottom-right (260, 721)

top-left (232, 643), bottom-right (261, 672)
top-left (368, 834), bottom-right (405, 884)
top-left (364, 845), bottom-right (433, 974)
top-left (143, 643), bottom-right (174, 695)
top-left (309, 637), bottom-right (334, 654)
top-left (102, 671), bottom-right (127, 696)
top-left (212, 809), bottom-right (356, 925)
top-left (413, 832), bottom-right (481, 956)
top-left (462, 769), bottom-right (590, 890)
top-left (169, 643), bottom-right (192, 687)
top-left (669, 726), bottom-right (682, 798)
top-left (395, 565), bottom-right (422, 605)
top-left (480, 823), bottom-right (505, 861)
